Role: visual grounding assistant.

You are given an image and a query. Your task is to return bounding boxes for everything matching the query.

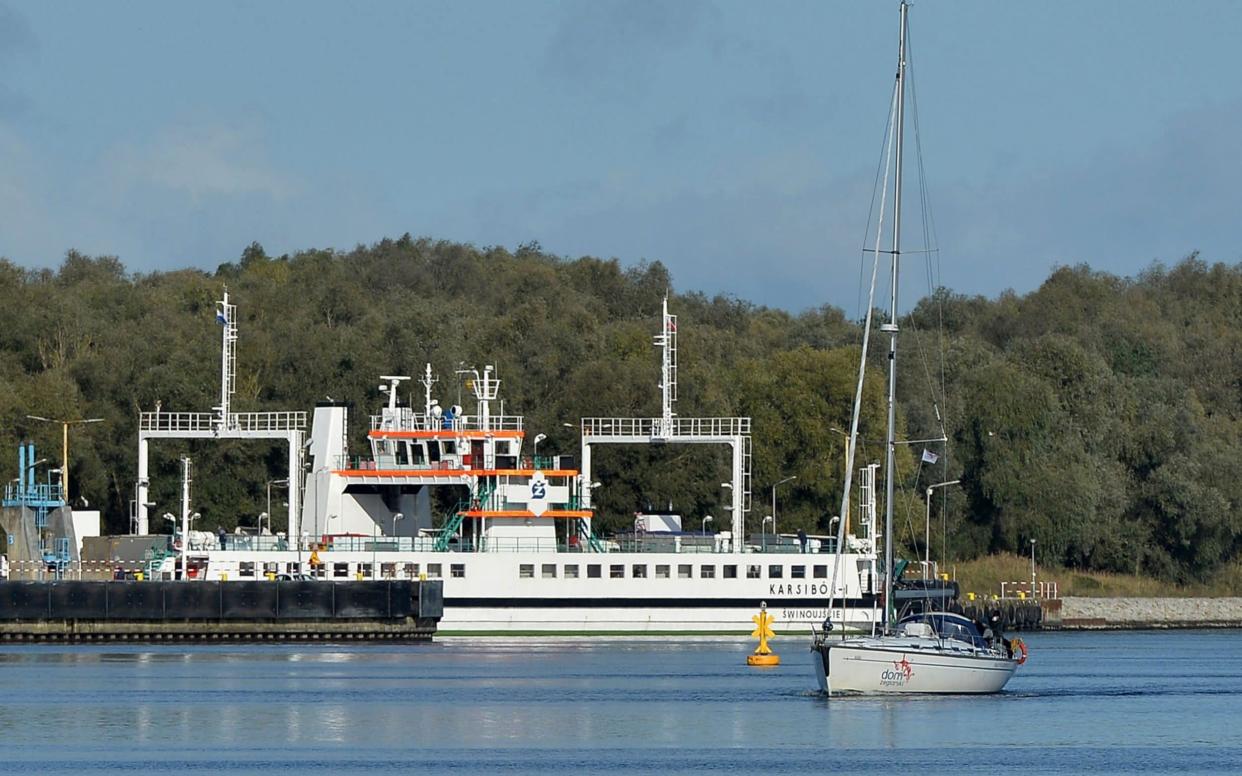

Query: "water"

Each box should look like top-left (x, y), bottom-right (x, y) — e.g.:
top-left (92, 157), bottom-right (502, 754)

top-left (0, 630), bottom-right (1238, 774)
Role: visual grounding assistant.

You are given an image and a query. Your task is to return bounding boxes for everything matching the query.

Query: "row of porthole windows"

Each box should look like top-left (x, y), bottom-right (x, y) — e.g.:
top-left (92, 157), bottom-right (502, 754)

top-left (518, 563), bottom-right (832, 580)
top-left (229, 562), bottom-right (466, 579)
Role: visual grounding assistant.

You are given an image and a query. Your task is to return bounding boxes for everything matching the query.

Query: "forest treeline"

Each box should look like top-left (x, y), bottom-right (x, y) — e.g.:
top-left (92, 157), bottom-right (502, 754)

top-left (1, 237), bottom-right (1240, 583)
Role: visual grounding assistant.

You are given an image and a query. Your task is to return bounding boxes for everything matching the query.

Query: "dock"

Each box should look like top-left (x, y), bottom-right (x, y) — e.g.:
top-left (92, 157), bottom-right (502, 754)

top-left (0, 579), bottom-right (442, 643)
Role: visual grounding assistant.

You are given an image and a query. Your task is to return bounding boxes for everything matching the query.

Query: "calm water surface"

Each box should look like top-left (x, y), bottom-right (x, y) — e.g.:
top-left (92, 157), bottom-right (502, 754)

top-left (0, 630), bottom-right (1238, 774)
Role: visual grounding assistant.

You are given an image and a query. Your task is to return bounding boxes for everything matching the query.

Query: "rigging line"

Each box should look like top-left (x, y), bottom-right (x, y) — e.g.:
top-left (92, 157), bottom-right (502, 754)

top-left (898, 29), bottom-right (951, 448)
top-left (828, 76), bottom-right (900, 628)
top-left (906, 30), bottom-right (951, 448)
top-left (855, 77), bottom-right (902, 322)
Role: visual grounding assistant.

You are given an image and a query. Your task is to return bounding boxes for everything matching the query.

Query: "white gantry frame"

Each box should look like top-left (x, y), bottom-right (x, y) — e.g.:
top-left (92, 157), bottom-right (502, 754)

top-left (579, 298), bottom-right (752, 550)
top-left (135, 289), bottom-right (306, 536)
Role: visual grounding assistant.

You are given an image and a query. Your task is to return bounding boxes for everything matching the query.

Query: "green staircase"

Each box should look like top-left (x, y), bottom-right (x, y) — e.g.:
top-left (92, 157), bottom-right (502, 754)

top-left (577, 520), bottom-right (605, 553)
top-left (434, 483), bottom-right (496, 551)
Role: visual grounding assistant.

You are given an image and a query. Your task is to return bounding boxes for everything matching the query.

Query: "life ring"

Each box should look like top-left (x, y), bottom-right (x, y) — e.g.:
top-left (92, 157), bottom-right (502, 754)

top-left (1011, 638), bottom-right (1028, 665)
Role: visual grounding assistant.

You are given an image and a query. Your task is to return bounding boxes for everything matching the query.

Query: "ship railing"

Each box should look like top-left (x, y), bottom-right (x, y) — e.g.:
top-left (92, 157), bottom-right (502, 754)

top-left (316, 536), bottom-right (431, 553)
top-left (369, 411), bottom-right (525, 433)
top-left (140, 411), bottom-right (306, 432)
top-left (334, 456), bottom-right (467, 472)
top-left (581, 417), bottom-right (751, 438)
top-left (217, 534), bottom-right (291, 552)
top-left (2, 482), bottom-right (65, 505)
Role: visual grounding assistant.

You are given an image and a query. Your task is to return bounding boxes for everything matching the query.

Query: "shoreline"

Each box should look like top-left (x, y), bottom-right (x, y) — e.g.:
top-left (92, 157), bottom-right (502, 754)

top-left (1050, 596), bottom-right (1242, 630)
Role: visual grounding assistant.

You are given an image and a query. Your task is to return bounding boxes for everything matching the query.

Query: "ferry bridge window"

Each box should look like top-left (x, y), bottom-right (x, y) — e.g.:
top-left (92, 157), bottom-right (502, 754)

top-left (588, 564), bottom-right (602, 578)
top-left (405, 563), bottom-right (419, 578)
top-left (333, 563), bottom-right (349, 578)
top-left (239, 562), bottom-right (255, 578)
top-left (746, 565), bottom-right (761, 579)
top-left (609, 564), bottom-right (625, 579)
top-left (428, 563), bottom-right (442, 578)
top-left (542, 564), bottom-right (557, 579)
top-left (632, 564), bottom-right (647, 578)
top-left (655, 565), bottom-right (671, 579)
top-left (564, 565), bottom-right (579, 579)
top-left (287, 563), bottom-right (301, 575)
top-left (450, 564), bottom-right (465, 578)
top-left (381, 562), bottom-right (397, 579)
top-left (700, 565), bottom-right (716, 578)
top-left (768, 565), bottom-right (783, 579)
top-left (519, 564), bottom-right (534, 579)
top-left (678, 564), bottom-right (692, 579)
top-left (791, 565), bottom-right (806, 579)
top-left (724, 565), bottom-right (738, 579)
top-left (813, 565), bottom-right (828, 579)
top-left (359, 563), bottom-right (373, 578)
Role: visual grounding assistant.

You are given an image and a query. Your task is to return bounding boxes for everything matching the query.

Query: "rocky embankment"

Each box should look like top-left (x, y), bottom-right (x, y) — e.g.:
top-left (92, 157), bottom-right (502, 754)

top-left (1058, 597), bottom-right (1242, 629)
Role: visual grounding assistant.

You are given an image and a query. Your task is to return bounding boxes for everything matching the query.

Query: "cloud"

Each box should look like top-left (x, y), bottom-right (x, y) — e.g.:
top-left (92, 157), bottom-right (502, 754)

top-left (103, 124), bottom-right (297, 202)
top-left (541, 0), bottom-right (714, 96)
top-left (0, 2), bottom-right (35, 118)
top-left (930, 98), bottom-right (1242, 297)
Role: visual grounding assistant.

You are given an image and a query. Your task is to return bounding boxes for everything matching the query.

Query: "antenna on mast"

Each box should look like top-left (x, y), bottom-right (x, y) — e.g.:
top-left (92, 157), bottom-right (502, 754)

top-left (214, 289), bottom-right (237, 425)
top-left (421, 363), bottom-right (439, 419)
top-left (653, 295), bottom-right (678, 436)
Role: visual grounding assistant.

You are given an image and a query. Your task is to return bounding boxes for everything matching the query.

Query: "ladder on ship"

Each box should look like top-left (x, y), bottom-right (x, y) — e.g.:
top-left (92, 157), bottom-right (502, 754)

top-left (576, 519), bottom-right (605, 553)
top-left (434, 483), bottom-right (495, 551)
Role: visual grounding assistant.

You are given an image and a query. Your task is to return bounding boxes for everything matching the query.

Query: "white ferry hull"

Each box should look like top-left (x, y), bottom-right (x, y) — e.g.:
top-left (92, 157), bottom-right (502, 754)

top-left (167, 548), bottom-right (881, 635)
top-left (813, 639), bottom-right (1017, 694)
top-left (439, 604), bottom-right (875, 635)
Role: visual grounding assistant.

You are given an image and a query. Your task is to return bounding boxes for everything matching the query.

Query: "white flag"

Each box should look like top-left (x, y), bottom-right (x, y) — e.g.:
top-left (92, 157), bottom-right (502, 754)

top-left (921, 449), bottom-right (939, 464)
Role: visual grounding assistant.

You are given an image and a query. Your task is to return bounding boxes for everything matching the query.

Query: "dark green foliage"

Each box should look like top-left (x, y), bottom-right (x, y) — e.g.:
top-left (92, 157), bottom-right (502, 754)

top-left (2, 243), bottom-right (1241, 583)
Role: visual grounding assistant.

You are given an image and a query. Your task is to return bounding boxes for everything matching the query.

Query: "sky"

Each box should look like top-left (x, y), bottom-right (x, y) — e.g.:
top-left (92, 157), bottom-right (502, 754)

top-left (1, 0), bottom-right (1240, 315)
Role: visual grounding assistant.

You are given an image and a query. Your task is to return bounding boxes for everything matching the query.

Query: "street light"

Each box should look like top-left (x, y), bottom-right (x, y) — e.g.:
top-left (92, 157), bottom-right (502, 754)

top-left (702, 515), bottom-right (713, 535)
top-left (924, 479), bottom-right (960, 576)
top-left (532, 433), bottom-right (548, 462)
top-left (1030, 538), bottom-right (1037, 599)
top-left (771, 475), bottom-right (796, 537)
top-left (266, 478), bottom-right (288, 532)
top-left (762, 515), bottom-right (773, 551)
top-left (257, 512), bottom-right (269, 535)
top-left (26, 415), bottom-right (104, 503)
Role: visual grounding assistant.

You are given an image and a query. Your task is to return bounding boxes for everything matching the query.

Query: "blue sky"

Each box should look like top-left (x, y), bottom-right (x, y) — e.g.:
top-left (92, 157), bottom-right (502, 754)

top-left (1, 0), bottom-right (1239, 314)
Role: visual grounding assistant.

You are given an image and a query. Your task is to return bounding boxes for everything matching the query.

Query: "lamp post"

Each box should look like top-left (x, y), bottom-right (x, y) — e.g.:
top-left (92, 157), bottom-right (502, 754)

top-left (762, 515), bottom-right (773, 552)
top-left (257, 512), bottom-right (269, 535)
top-left (266, 478), bottom-right (288, 532)
top-left (771, 475), bottom-right (796, 537)
top-left (1030, 538), bottom-right (1037, 599)
top-left (924, 479), bottom-right (960, 577)
top-left (26, 415), bottom-right (103, 503)
top-left (702, 515), bottom-right (713, 536)
top-left (532, 433), bottom-right (547, 464)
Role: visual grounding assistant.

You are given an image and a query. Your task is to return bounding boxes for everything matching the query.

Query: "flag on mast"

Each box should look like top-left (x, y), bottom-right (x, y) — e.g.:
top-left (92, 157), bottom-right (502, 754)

top-left (921, 449), bottom-right (939, 464)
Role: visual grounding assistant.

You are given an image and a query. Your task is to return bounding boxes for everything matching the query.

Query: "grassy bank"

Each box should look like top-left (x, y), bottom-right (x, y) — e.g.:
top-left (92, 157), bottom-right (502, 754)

top-left (945, 553), bottom-right (1242, 599)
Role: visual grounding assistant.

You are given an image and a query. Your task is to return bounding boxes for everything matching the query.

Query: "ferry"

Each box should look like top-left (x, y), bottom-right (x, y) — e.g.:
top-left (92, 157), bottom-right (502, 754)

top-left (136, 294), bottom-right (883, 635)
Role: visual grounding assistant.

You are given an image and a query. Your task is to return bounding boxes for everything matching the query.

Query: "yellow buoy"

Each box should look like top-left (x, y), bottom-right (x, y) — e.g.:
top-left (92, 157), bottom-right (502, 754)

top-left (747, 602), bottom-right (781, 666)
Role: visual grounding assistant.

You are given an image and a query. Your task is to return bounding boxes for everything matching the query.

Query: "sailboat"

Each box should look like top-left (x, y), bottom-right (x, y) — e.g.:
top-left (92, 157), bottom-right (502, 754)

top-left (810, 1), bottom-right (1024, 695)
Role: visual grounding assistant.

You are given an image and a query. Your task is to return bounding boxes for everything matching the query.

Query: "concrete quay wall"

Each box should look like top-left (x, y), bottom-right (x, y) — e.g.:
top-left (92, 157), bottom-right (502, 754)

top-left (1059, 597), bottom-right (1242, 629)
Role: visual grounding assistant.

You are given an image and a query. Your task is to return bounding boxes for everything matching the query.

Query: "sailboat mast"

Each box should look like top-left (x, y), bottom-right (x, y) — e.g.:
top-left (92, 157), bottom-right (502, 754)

top-left (883, 0), bottom-right (909, 631)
